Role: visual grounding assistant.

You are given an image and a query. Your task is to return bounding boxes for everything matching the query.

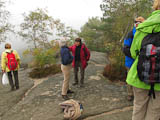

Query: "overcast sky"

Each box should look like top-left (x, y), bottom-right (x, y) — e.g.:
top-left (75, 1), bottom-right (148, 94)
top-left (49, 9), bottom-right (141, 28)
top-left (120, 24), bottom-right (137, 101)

top-left (8, 0), bottom-right (102, 30)
top-left (0, 0), bottom-right (102, 51)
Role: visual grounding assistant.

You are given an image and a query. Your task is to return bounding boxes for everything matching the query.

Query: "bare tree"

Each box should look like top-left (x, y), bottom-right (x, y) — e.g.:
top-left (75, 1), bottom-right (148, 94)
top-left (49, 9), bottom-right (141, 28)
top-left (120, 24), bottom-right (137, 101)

top-left (0, 0), bottom-right (12, 44)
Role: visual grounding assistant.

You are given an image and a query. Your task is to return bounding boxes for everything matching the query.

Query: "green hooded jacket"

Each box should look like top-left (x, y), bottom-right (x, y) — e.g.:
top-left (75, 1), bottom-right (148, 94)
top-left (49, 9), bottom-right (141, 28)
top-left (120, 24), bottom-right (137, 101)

top-left (126, 10), bottom-right (160, 91)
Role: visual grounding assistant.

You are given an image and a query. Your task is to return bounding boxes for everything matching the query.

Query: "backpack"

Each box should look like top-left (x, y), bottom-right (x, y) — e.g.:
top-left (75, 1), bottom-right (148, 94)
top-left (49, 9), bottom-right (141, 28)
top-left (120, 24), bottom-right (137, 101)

top-left (59, 99), bottom-right (83, 120)
top-left (137, 32), bottom-right (160, 99)
top-left (122, 31), bottom-right (134, 58)
top-left (123, 28), bottom-right (136, 58)
top-left (6, 51), bottom-right (18, 71)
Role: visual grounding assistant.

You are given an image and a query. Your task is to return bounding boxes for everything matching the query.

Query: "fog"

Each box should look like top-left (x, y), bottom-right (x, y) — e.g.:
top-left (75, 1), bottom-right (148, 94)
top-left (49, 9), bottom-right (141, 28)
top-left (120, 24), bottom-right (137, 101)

top-left (0, 0), bottom-right (102, 54)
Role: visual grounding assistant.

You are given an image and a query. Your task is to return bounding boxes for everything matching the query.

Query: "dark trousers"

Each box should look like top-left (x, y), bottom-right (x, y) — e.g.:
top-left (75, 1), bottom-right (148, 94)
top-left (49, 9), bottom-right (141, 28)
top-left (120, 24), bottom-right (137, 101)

top-left (74, 61), bottom-right (85, 85)
top-left (7, 71), bottom-right (19, 89)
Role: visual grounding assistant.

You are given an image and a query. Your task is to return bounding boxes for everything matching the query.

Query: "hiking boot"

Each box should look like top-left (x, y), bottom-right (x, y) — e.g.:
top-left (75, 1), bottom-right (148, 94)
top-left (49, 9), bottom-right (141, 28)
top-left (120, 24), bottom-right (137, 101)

top-left (16, 86), bottom-right (19, 90)
top-left (127, 95), bottom-right (134, 101)
top-left (72, 82), bottom-right (78, 86)
top-left (80, 84), bottom-right (84, 88)
top-left (10, 87), bottom-right (15, 91)
top-left (62, 95), bottom-right (69, 100)
top-left (67, 89), bottom-right (74, 94)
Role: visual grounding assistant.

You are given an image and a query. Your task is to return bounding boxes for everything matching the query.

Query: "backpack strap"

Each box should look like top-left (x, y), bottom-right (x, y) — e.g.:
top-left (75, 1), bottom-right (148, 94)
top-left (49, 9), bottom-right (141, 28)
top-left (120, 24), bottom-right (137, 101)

top-left (83, 45), bottom-right (88, 59)
top-left (148, 83), bottom-right (156, 99)
top-left (123, 31), bottom-right (134, 57)
top-left (6, 50), bottom-right (13, 54)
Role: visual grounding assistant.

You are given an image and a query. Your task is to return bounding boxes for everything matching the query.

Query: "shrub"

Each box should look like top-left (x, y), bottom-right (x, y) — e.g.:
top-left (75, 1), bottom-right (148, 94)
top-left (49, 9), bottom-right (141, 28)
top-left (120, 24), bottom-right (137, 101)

top-left (103, 46), bottom-right (127, 82)
top-left (23, 42), bottom-right (61, 78)
top-left (29, 64), bottom-right (61, 78)
top-left (103, 64), bottom-right (127, 82)
top-left (23, 42), bottom-right (60, 67)
top-left (31, 48), bottom-right (57, 68)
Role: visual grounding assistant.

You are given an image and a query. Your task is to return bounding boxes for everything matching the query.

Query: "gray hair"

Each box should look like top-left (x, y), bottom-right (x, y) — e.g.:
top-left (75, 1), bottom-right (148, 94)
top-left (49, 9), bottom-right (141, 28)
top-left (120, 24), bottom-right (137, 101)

top-left (59, 39), bottom-right (67, 47)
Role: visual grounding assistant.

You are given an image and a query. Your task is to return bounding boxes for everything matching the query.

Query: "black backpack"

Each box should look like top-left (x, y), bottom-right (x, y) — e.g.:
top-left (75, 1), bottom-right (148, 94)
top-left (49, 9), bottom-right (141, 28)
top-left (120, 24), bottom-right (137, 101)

top-left (122, 31), bottom-right (134, 58)
top-left (137, 32), bottom-right (160, 99)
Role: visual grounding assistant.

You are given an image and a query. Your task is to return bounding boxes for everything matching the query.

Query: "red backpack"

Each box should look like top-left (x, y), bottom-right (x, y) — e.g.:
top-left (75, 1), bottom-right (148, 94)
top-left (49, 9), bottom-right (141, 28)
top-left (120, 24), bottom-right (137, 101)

top-left (6, 51), bottom-right (18, 71)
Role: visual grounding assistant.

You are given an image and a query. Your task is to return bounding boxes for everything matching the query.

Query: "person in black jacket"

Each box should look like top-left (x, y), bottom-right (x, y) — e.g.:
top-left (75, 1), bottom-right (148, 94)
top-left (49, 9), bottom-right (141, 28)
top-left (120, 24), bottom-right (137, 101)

top-left (60, 39), bottom-right (74, 100)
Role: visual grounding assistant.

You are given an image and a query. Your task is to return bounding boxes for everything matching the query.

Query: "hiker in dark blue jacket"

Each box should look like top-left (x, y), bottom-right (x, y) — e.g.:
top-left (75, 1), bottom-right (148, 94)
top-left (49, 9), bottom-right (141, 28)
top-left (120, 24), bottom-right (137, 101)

top-left (60, 39), bottom-right (74, 100)
top-left (123, 17), bottom-right (145, 101)
top-left (123, 27), bottom-right (136, 68)
top-left (61, 46), bottom-right (73, 66)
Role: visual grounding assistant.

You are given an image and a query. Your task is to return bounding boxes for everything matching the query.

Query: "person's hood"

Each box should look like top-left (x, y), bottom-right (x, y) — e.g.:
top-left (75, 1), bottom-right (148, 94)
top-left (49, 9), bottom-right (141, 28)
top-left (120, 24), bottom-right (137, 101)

top-left (136, 10), bottom-right (160, 33)
top-left (5, 49), bottom-right (13, 53)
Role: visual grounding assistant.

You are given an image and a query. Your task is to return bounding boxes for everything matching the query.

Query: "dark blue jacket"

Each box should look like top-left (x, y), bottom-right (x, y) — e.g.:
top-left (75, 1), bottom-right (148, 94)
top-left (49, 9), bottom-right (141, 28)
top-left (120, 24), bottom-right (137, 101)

top-left (123, 27), bottom-right (136, 68)
top-left (60, 46), bottom-right (73, 65)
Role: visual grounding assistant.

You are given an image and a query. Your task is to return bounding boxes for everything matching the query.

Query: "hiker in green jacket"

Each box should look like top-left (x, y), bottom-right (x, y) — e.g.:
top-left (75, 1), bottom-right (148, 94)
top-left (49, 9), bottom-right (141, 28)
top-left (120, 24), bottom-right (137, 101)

top-left (126, 0), bottom-right (160, 120)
